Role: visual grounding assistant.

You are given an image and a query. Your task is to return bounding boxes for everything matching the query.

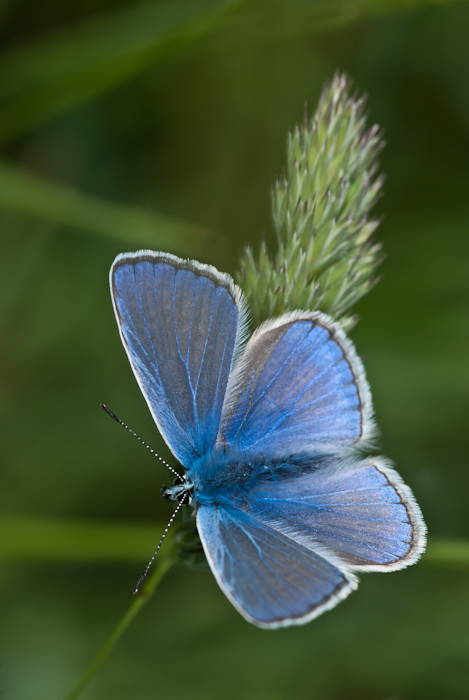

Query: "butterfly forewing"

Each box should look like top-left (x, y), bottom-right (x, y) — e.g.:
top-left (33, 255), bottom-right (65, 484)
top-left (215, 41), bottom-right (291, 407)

top-left (111, 251), bottom-right (245, 465)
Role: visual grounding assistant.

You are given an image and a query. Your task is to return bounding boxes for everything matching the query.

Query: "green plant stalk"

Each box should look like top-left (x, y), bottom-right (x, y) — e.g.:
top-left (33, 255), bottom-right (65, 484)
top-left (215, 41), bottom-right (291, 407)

top-left (63, 555), bottom-right (175, 700)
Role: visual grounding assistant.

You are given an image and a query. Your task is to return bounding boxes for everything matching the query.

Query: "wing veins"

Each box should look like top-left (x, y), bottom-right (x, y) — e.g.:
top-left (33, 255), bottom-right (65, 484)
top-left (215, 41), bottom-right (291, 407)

top-left (209, 325), bottom-right (232, 428)
top-left (257, 498), bottom-right (405, 524)
top-left (132, 266), bottom-right (158, 366)
top-left (243, 325), bottom-right (315, 414)
top-left (149, 266), bottom-right (194, 432)
top-left (230, 331), bottom-right (288, 442)
top-left (243, 383), bottom-right (349, 446)
top-left (170, 272), bottom-right (199, 430)
top-left (236, 348), bottom-right (358, 447)
top-left (270, 517), bottom-right (407, 557)
top-left (193, 286), bottom-right (215, 395)
top-left (235, 518), bottom-right (304, 593)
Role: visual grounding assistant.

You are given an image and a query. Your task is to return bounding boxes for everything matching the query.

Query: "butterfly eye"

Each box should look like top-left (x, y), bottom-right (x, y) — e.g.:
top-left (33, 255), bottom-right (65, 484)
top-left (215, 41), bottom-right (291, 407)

top-left (173, 476), bottom-right (184, 486)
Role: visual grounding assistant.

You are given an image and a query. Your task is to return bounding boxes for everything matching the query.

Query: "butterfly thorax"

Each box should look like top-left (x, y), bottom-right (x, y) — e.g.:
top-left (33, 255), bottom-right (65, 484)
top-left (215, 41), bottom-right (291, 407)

top-left (161, 456), bottom-right (259, 508)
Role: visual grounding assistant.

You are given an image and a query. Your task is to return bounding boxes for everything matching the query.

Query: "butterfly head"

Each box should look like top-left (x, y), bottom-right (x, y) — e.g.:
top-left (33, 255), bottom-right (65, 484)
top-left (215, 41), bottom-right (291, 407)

top-left (162, 474), bottom-right (193, 505)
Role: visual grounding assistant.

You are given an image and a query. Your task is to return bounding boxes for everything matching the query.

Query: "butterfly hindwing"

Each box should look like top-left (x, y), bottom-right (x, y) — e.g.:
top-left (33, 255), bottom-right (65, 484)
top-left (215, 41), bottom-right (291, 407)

top-left (111, 251), bottom-right (246, 465)
top-left (217, 312), bottom-right (375, 456)
top-left (244, 457), bottom-right (426, 571)
top-left (196, 504), bottom-right (357, 628)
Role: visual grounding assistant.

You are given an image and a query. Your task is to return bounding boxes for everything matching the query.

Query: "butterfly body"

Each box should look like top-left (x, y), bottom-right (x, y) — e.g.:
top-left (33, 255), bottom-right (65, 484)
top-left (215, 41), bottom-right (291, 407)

top-left (110, 250), bottom-right (426, 628)
top-left (164, 449), bottom-right (332, 507)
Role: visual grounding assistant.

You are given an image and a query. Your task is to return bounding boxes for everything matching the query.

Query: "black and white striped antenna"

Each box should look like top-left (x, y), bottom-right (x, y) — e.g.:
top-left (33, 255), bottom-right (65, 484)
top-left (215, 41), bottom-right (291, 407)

top-left (101, 403), bottom-right (187, 592)
top-left (132, 493), bottom-right (188, 594)
top-left (100, 404), bottom-right (182, 479)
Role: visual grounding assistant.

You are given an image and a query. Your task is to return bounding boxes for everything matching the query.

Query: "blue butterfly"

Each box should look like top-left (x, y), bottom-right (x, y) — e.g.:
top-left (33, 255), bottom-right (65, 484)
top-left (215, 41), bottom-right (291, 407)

top-left (110, 250), bottom-right (426, 628)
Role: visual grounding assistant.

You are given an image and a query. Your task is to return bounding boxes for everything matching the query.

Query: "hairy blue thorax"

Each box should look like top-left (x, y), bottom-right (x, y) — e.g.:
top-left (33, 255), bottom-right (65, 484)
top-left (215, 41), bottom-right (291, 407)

top-left (162, 449), bottom-right (336, 508)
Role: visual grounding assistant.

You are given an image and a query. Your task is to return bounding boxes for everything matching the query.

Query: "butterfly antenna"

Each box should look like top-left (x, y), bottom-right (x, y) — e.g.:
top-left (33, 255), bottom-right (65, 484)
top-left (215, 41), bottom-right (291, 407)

top-left (100, 404), bottom-right (182, 480)
top-left (133, 494), bottom-right (188, 594)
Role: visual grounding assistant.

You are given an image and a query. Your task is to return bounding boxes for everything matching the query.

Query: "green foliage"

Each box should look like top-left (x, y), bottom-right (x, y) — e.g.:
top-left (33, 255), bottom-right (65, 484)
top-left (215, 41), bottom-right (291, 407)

top-left (238, 73), bottom-right (384, 329)
top-left (0, 0), bottom-right (454, 145)
top-left (0, 0), bottom-right (226, 143)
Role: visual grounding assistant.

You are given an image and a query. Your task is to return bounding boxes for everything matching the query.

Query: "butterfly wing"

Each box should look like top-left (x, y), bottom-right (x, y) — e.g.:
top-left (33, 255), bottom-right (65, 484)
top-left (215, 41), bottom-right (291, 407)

top-left (243, 457), bottom-right (426, 571)
top-left (111, 251), bottom-right (247, 465)
top-left (218, 312), bottom-right (375, 456)
top-left (196, 504), bottom-right (357, 628)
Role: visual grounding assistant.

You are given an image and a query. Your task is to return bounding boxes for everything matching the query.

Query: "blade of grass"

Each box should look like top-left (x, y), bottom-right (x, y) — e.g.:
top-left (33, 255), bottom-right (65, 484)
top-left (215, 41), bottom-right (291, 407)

top-left (0, 0), bottom-right (237, 144)
top-left (0, 161), bottom-right (219, 256)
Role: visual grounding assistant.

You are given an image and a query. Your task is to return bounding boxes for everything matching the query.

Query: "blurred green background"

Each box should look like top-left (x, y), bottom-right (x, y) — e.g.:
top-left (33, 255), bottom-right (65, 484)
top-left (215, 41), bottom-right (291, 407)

top-left (0, 0), bottom-right (469, 698)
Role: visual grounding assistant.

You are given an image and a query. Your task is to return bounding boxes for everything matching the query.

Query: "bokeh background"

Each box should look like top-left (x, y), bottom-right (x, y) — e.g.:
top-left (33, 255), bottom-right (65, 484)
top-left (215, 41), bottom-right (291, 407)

top-left (1, 1), bottom-right (469, 698)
